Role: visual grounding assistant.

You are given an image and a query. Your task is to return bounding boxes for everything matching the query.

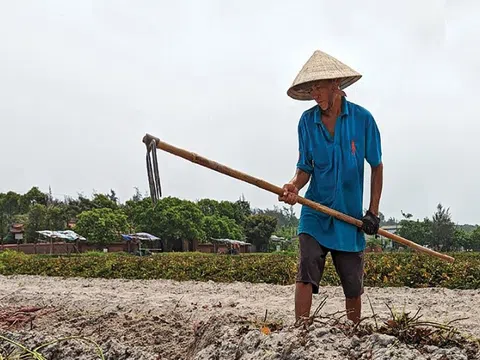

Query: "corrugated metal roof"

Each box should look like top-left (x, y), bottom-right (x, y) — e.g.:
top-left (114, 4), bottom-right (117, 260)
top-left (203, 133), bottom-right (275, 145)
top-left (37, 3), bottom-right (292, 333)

top-left (121, 232), bottom-right (160, 241)
top-left (36, 230), bottom-right (86, 241)
top-left (210, 238), bottom-right (252, 246)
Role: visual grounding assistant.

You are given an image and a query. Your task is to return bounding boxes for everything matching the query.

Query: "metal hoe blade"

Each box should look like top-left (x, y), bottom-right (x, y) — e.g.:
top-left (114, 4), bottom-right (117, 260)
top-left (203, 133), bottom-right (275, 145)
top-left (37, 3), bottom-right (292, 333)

top-left (146, 138), bottom-right (162, 204)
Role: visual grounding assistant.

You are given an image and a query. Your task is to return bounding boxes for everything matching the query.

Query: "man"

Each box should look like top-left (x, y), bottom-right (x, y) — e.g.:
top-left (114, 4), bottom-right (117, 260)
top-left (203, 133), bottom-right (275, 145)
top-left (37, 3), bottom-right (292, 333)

top-left (279, 50), bottom-right (383, 324)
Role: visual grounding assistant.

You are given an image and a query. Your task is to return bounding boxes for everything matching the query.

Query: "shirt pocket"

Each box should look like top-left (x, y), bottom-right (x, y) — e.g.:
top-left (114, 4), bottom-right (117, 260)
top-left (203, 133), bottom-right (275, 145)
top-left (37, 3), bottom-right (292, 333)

top-left (311, 144), bottom-right (336, 194)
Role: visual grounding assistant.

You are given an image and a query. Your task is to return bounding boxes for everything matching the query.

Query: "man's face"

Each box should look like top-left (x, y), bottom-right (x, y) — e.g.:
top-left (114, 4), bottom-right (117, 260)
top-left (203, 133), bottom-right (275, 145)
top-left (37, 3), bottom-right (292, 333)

top-left (309, 80), bottom-right (336, 110)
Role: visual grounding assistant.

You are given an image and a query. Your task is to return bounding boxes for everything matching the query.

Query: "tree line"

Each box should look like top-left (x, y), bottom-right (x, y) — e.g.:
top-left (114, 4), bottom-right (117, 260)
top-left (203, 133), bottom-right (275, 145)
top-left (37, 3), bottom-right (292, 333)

top-left (1, 187), bottom-right (479, 252)
top-left (0, 187), bottom-right (299, 251)
top-left (375, 204), bottom-right (480, 252)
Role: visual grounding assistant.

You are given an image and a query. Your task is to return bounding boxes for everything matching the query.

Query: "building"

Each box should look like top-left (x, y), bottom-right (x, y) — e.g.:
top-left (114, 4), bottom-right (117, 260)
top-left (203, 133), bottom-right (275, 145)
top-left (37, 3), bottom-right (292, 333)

top-left (377, 224), bottom-right (402, 249)
top-left (9, 224), bottom-right (24, 243)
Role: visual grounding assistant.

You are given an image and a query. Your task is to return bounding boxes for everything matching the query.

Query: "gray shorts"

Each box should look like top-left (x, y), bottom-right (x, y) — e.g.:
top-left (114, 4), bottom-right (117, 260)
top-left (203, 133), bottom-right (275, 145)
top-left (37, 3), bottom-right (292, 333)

top-left (296, 233), bottom-right (365, 298)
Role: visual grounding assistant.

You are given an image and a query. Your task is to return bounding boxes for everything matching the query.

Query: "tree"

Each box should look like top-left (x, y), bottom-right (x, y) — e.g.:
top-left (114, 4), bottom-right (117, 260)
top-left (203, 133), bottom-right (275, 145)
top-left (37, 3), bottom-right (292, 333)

top-left (20, 187), bottom-right (48, 212)
top-left (0, 191), bottom-right (22, 219)
top-left (398, 218), bottom-right (432, 247)
top-left (131, 187), bottom-right (143, 202)
top-left (396, 205), bottom-right (459, 251)
top-left (466, 227), bottom-right (480, 251)
top-left (382, 217), bottom-right (398, 226)
top-left (232, 196), bottom-right (252, 225)
top-left (107, 189), bottom-right (118, 203)
top-left (76, 208), bottom-right (130, 245)
top-left (141, 197), bottom-right (206, 251)
top-left (378, 211), bottom-right (386, 224)
top-left (254, 205), bottom-right (298, 229)
top-left (196, 197), bottom-right (252, 226)
top-left (64, 194), bottom-right (94, 219)
top-left (243, 214), bottom-right (277, 252)
top-left (203, 215), bottom-right (244, 240)
top-left (431, 203), bottom-right (455, 251)
top-left (123, 198), bottom-right (152, 231)
top-left (0, 212), bottom-right (8, 241)
top-left (25, 204), bottom-right (47, 242)
top-left (254, 205), bottom-right (299, 243)
top-left (92, 193), bottom-right (118, 210)
top-left (45, 206), bottom-right (66, 231)
top-left (197, 199), bottom-right (222, 217)
top-left (452, 228), bottom-right (470, 251)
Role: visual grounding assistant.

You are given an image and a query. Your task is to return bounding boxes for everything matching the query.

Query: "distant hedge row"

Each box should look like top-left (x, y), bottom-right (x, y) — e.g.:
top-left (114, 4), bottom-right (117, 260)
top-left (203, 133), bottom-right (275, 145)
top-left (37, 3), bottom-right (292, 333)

top-left (0, 250), bottom-right (479, 289)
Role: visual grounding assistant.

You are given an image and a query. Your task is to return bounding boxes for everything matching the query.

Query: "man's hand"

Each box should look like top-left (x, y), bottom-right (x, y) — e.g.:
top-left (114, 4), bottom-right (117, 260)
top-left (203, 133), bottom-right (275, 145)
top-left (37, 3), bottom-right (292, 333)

top-left (278, 169), bottom-right (310, 205)
top-left (361, 210), bottom-right (380, 235)
top-left (278, 183), bottom-right (299, 205)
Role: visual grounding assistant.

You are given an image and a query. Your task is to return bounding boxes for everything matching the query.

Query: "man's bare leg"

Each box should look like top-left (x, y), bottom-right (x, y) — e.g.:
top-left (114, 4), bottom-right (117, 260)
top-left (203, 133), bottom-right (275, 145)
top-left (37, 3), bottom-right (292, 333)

top-left (346, 296), bottom-right (361, 324)
top-left (295, 282), bottom-right (313, 320)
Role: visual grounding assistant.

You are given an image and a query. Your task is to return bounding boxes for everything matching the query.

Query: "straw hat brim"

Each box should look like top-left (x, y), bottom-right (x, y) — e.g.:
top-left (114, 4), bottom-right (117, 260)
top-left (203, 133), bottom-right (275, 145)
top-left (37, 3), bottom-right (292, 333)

top-left (287, 50), bottom-right (362, 101)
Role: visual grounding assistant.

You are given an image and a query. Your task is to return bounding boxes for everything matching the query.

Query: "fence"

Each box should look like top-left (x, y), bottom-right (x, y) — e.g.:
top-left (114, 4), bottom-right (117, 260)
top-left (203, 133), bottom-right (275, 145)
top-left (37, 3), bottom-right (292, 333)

top-left (0, 242), bottom-right (134, 255)
top-left (196, 243), bottom-right (251, 254)
top-left (0, 241), bottom-right (254, 255)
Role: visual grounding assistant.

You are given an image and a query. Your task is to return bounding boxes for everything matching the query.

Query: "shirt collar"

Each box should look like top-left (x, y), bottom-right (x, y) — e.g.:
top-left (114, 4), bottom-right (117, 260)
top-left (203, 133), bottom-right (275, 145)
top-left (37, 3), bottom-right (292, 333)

top-left (314, 97), bottom-right (349, 124)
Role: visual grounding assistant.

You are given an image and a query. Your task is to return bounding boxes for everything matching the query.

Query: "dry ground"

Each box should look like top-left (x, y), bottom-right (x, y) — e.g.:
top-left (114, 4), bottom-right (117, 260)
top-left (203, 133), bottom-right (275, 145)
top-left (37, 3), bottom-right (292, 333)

top-left (0, 275), bottom-right (479, 359)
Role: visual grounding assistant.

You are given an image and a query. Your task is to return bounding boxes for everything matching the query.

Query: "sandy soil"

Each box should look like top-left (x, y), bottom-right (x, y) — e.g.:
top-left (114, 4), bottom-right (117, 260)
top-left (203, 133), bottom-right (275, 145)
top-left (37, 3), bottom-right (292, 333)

top-left (0, 275), bottom-right (479, 359)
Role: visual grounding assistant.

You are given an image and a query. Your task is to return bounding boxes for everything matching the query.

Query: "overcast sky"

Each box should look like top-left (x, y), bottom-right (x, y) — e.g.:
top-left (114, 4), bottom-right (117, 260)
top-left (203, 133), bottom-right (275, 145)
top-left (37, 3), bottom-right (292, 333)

top-left (0, 0), bottom-right (478, 224)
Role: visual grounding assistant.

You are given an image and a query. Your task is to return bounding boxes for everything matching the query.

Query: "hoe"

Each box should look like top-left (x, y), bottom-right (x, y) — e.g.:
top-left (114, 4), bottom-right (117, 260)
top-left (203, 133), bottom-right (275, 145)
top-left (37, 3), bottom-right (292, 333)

top-left (142, 133), bottom-right (455, 264)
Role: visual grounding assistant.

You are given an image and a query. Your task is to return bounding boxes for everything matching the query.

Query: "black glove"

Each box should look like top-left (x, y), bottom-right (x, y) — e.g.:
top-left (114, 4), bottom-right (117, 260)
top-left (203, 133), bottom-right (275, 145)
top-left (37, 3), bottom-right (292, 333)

top-left (361, 210), bottom-right (380, 235)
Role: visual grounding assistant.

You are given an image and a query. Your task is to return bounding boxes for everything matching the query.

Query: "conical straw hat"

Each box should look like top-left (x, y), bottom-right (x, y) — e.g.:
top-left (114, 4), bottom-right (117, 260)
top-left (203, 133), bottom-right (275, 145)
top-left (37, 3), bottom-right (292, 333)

top-left (287, 50), bottom-right (362, 101)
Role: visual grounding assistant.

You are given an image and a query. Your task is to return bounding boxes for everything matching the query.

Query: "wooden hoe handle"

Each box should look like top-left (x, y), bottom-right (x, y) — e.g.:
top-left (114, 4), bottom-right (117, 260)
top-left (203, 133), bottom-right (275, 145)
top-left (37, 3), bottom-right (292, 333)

top-left (143, 134), bottom-right (455, 263)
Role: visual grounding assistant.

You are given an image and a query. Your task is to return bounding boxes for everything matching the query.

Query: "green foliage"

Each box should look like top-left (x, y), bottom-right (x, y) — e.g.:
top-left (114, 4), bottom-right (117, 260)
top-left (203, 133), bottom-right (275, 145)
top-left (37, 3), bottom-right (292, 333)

top-left (123, 197), bottom-right (152, 231)
top-left (467, 227), bottom-right (480, 251)
top-left (196, 197), bottom-right (252, 225)
top-left (274, 225), bottom-right (297, 239)
top-left (0, 213), bottom-right (8, 240)
top-left (431, 204), bottom-right (455, 251)
top-left (457, 224), bottom-right (477, 233)
top-left (0, 191), bottom-right (22, 217)
top-left (197, 198), bottom-right (223, 217)
top-left (452, 228), bottom-right (470, 250)
top-left (45, 205), bottom-right (67, 230)
top-left (76, 208), bottom-right (130, 245)
top-left (254, 205), bottom-right (298, 229)
top-left (25, 204), bottom-right (47, 241)
top-left (63, 194), bottom-right (95, 219)
top-left (0, 192), bottom-right (23, 238)
top-left (20, 186), bottom-right (48, 212)
top-left (366, 235), bottom-right (383, 249)
top-left (3, 187), bottom-right (480, 257)
top-left (0, 333), bottom-right (105, 360)
top-left (244, 214), bottom-right (277, 251)
top-left (91, 193), bottom-right (118, 210)
top-left (253, 205), bottom-right (299, 252)
top-left (233, 196), bottom-right (252, 224)
top-left (0, 251), bottom-right (479, 289)
top-left (141, 197), bottom-right (206, 250)
top-left (382, 216), bottom-right (399, 226)
top-left (203, 215), bottom-right (244, 240)
top-left (397, 204), bottom-right (471, 252)
top-left (23, 204), bottom-right (67, 242)
top-left (399, 219), bottom-right (432, 246)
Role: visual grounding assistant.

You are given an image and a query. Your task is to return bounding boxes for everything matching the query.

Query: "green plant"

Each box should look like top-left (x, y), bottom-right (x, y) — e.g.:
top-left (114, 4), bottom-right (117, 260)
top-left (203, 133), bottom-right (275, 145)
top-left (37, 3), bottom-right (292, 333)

top-left (243, 214), bottom-right (277, 252)
top-left (1, 251), bottom-right (479, 289)
top-left (0, 334), bottom-right (104, 360)
top-left (75, 208), bottom-right (130, 245)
